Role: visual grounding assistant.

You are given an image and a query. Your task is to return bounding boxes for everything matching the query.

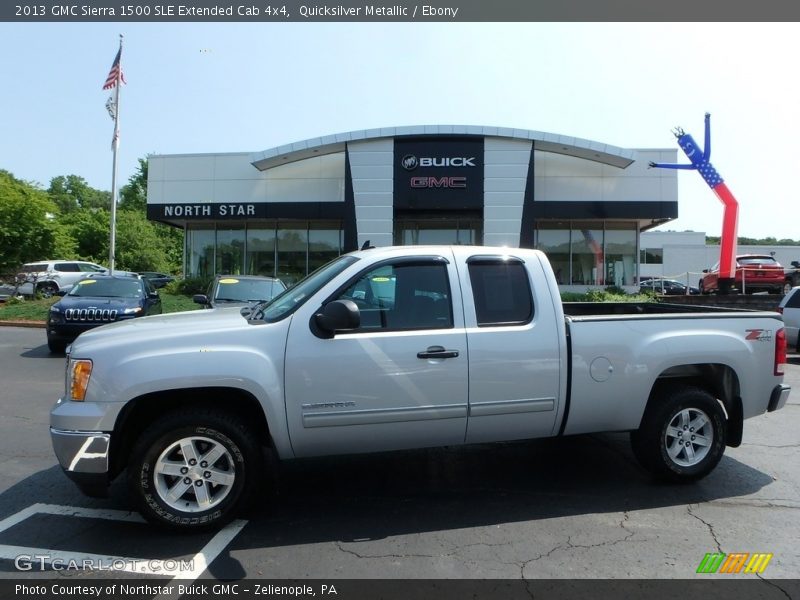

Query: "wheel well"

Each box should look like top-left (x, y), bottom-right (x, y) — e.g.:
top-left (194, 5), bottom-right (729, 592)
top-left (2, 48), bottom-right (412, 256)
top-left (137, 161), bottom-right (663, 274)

top-left (109, 387), bottom-right (271, 478)
top-left (649, 363), bottom-right (744, 447)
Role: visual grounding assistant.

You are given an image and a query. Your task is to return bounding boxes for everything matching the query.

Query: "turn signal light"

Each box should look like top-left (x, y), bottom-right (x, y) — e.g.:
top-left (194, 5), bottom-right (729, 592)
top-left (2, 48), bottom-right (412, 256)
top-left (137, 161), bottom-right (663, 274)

top-left (69, 359), bottom-right (93, 401)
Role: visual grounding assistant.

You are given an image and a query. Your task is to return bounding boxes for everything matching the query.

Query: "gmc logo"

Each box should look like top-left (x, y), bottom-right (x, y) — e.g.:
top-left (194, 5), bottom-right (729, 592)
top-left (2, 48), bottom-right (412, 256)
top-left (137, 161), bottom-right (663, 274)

top-left (410, 176), bottom-right (467, 188)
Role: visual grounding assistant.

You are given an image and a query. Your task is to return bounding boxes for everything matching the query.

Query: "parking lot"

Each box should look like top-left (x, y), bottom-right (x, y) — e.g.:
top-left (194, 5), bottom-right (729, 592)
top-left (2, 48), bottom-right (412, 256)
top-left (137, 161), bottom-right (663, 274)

top-left (0, 325), bottom-right (798, 588)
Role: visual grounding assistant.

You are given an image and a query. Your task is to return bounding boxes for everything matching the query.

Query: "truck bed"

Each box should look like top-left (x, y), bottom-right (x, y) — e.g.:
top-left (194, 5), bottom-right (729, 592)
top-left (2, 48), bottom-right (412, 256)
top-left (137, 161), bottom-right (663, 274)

top-left (562, 301), bottom-right (772, 318)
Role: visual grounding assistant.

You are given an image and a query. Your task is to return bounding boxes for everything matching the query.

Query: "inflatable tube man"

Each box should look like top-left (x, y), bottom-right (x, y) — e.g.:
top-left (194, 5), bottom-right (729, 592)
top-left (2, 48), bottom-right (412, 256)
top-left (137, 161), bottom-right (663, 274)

top-left (649, 113), bottom-right (739, 288)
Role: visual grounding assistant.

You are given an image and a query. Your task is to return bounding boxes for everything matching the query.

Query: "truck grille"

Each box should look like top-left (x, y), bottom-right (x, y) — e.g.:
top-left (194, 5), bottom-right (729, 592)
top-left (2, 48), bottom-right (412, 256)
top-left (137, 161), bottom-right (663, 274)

top-left (64, 308), bottom-right (118, 322)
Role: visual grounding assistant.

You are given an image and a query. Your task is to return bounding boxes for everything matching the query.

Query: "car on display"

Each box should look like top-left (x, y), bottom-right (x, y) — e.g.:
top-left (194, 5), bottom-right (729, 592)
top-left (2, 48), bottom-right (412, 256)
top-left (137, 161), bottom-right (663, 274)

top-left (50, 245), bottom-right (790, 531)
top-left (699, 254), bottom-right (785, 295)
top-left (138, 271), bottom-right (175, 289)
top-left (778, 286), bottom-right (800, 351)
top-left (193, 275), bottom-right (286, 309)
top-left (639, 278), bottom-right (700, 296)
top-left (17, 260), bottom-right (136, 297)
top-left (46, 275), bottom-right (162, 353)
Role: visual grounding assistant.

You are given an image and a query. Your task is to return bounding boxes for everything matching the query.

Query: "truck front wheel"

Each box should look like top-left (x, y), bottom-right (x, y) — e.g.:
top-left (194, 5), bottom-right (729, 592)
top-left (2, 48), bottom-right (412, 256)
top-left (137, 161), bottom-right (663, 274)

top-left (127, 409), bottom-right (262, 531)
top-left (630, 386), bottom-right (726, 482)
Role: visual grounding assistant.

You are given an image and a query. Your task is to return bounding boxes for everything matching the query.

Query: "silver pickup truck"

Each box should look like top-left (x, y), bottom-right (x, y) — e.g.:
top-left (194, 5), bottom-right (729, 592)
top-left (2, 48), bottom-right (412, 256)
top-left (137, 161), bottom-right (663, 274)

top-left (50, 246), bottom-right (791, 531)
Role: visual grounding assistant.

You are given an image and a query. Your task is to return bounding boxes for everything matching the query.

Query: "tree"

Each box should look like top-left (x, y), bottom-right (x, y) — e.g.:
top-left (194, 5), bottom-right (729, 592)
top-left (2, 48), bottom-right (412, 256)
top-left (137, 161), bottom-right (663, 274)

top-left (0, 170), bottom-right (65, 273)
top-left (48, 175), bottom-right (111, 213)
top-left (119, 158), bottom-right (148, 212)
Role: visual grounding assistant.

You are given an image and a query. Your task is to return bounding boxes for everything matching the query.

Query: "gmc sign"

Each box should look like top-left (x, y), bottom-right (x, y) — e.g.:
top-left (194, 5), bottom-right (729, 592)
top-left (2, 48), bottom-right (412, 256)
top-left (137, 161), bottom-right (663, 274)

top-left (410, 176), bottom-right (467, 188)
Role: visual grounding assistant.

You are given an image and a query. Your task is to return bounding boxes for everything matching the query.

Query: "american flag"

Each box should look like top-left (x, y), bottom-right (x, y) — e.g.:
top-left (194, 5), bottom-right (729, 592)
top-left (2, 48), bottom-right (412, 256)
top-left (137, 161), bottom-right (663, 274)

top-left (102, 47), bottom-right (125, 90)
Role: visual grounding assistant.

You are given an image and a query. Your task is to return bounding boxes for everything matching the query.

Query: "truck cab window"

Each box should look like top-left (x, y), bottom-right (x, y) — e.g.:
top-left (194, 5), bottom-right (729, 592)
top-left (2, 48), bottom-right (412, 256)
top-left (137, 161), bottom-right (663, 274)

top-left (468, 260), bottom-right (533, 326)
top-left (336, 262), bottom-right (453, 331)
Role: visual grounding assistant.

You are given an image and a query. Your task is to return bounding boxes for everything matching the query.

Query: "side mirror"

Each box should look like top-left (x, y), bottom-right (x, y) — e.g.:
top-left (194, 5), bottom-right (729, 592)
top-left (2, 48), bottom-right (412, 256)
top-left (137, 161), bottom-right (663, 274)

top-left (314, 300), bottom-right (360, 334)
top-left (792, 261), bottom-right (800, 268)
top-left (149, 291), bottom-right (159, 299)
top-left (702, 269), bottom-right (709, 273)
top-left (55, 289), bottom-right (67, 297)
top-left (193, 294), bottom-right (209, 305)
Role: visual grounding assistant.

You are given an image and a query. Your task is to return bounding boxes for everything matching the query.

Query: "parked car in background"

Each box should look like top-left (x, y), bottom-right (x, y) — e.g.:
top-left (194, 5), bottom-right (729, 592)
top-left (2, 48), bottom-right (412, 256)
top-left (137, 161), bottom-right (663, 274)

top-left (46, 275), bottom-right (162, 353)
top-left (138, 271), bottom-right (175, 289)
top-left (700, 254), bottom-right (785, 295)
top-left (783, 261), bottom-right (800, 295)
top-left (779, 286), bottom-right (800, 351)
top-left (18, 260), bottom-right (136, 297)
top-left (639, 278), bottom-right (700, 296)
top-left (193, 275), bottom-right (286, 309)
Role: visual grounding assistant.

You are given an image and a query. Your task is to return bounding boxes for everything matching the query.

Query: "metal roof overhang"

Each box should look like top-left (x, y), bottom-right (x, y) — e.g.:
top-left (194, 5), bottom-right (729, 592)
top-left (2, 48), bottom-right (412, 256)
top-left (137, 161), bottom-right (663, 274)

top-left (249, 125), bottom-right (637, 171)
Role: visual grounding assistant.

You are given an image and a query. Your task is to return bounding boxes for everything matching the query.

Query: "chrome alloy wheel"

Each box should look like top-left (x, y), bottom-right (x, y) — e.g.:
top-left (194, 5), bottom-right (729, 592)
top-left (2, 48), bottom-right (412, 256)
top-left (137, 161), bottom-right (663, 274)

top-left (153, 436), bottom-right (236, 513)
top-left (664, 408), bottom-right (713, 467)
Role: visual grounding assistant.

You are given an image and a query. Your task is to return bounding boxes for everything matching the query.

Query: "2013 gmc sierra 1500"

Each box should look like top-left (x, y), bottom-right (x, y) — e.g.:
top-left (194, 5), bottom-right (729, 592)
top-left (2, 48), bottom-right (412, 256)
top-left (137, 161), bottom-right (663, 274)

top-left (50, 245), bottom-right (791, 530)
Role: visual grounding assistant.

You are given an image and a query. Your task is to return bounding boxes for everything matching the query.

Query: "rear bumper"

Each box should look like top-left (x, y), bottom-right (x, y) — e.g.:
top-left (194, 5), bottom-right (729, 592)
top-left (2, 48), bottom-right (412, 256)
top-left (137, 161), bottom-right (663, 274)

top-left (768, 385), bottom-right (791, 412)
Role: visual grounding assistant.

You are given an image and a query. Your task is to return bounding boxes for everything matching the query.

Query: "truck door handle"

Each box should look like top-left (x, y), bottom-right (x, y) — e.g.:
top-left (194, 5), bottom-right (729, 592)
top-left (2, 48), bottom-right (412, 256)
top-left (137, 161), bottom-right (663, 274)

top-left (417, 346), bottom-right (460, 359)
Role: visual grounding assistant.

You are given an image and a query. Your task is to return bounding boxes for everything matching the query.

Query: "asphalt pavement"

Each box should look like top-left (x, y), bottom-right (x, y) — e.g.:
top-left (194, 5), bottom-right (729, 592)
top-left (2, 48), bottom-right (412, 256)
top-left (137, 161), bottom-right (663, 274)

top-left (0, 326), bottom-right (798, 589)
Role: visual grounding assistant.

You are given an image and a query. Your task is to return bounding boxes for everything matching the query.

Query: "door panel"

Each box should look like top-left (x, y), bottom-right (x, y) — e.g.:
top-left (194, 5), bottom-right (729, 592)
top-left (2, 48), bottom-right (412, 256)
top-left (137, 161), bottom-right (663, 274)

top-left (284, 256), bottom-right (469, 457)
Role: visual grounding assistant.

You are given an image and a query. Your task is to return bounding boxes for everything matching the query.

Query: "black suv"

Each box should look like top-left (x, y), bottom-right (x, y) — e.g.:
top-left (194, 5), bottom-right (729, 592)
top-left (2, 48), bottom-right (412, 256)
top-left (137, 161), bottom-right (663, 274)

top-left (46, 275), bottom-right (162, 353)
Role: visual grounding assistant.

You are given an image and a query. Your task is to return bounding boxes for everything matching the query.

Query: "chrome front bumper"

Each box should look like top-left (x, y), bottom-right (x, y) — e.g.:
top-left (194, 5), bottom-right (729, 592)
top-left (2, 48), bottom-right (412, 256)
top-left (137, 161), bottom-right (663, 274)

top-left (50, 428), bottom-right (110, 473)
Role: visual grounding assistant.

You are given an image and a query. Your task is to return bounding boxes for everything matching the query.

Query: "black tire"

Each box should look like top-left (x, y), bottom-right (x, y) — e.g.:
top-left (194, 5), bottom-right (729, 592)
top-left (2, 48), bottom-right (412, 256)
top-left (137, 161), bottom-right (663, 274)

top-left (47, 336), bottom-right (67, 354)
top-left (631, 386), bottom-right (726, 483)
top-left (127, 408), bottom-right (263, 532)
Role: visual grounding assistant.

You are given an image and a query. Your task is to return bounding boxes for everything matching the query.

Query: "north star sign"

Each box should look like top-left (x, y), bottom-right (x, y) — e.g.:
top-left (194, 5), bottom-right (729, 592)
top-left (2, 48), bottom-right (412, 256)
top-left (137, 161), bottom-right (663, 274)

top-left (148, 203), bottom-right (259, 220)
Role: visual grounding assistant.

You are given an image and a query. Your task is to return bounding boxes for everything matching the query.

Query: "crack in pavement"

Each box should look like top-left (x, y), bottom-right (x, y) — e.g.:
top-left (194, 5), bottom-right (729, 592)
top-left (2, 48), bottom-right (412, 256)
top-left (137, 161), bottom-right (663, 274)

top-left (755, 573), bottom-right (793, 600)
top-left (687, 505), bottom-right (722, 553)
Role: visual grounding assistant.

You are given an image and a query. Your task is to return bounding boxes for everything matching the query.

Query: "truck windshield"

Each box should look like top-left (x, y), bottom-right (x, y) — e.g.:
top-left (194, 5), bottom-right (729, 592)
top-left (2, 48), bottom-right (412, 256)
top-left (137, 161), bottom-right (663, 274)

top-left (251, 255), bottom-right (359, 322)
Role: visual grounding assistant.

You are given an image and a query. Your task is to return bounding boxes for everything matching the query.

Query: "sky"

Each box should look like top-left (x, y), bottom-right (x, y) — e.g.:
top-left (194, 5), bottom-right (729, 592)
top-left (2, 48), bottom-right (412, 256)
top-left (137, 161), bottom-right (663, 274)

top-left (1, 22), bottom-right (799, 239)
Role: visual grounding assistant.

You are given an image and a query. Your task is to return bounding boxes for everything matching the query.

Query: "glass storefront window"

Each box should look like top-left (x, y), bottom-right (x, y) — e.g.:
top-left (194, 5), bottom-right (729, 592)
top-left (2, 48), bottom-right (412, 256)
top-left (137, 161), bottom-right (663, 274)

top-left (216, 226), bottom-right (245, 275)
top-left (186, 228), bottom-right (215, 278)
top-left (604, 225), bottom-right (636, 287)
top-left (277, 223), bottom-right (309, 287)
top-left (535, 221), bottom-right (639, 287)
top-left (247, 225), bottom-right (277, 277)
top-left (394, 217), bottom-right (482, 245)
top-left (535, 225), bottom-right (570, 285)
top-left (308, 224), bottom-right (342, 273)
top-left (571, 225), bottom-right (604, 285)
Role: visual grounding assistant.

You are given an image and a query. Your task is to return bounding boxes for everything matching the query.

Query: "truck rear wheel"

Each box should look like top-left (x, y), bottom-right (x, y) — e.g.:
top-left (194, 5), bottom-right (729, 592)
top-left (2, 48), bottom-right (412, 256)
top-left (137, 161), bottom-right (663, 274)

top-left (630, 386), bottom-right (726, 482)
top-left (127, 408), bottom-right (262, 531)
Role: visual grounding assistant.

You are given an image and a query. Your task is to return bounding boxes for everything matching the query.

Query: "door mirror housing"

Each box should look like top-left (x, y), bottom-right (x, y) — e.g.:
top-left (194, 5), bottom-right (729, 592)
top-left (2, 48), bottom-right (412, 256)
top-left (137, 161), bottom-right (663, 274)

top-left (314, 300), bottom-right (360, 335)
top-left (193, 294), bottom-right (209, 305)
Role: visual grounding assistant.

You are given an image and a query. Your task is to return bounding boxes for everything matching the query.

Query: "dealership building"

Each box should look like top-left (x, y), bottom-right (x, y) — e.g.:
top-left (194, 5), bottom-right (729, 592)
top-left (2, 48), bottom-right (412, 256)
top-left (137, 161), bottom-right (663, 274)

top-left (146, 125), bottom-right (678, 288)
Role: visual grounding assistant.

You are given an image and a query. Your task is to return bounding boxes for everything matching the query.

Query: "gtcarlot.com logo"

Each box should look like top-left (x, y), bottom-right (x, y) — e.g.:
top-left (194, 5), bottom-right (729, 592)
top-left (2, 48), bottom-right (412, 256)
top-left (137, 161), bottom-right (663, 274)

top-left (696, 552), bottom-right (773, 574)
top-left (14, 554), bottom-right (194, 572)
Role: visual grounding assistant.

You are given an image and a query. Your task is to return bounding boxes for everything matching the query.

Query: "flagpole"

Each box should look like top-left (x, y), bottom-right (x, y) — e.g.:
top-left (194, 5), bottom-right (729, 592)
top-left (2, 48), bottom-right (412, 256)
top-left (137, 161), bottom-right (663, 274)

top-left (109, 34), bottom-right (123, 275)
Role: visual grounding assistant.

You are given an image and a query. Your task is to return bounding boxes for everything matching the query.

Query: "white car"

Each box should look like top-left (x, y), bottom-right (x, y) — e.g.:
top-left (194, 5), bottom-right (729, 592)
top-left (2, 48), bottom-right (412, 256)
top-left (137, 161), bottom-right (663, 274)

top-left (17, 260), bottom-right (135, 297)
top-left (779, 286), bottom-right (800, 351)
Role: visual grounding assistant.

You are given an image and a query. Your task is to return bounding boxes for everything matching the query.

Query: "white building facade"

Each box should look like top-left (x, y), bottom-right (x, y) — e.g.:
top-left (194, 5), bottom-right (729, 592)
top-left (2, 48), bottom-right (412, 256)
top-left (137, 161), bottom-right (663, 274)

top-left (147, 126), bottom-right (678, 287)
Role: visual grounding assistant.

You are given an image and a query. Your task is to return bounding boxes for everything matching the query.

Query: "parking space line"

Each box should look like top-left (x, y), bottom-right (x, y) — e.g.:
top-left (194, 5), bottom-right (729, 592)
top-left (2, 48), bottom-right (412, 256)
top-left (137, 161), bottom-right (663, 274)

top-left (0, 503), bottom-right (247, 579)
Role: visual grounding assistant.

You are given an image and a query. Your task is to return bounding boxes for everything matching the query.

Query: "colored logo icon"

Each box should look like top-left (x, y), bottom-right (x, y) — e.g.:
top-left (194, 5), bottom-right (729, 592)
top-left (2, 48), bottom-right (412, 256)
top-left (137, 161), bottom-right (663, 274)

top-left (696, 552), bottom-right (773, 574)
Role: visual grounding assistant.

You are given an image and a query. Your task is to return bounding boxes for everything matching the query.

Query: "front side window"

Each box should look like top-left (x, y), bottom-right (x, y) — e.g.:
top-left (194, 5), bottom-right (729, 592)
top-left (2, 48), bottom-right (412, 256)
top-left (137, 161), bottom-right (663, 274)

top-left (468, 260), bottom-right (533, 327)
top-left (335, 261), bottom-right (453, 331)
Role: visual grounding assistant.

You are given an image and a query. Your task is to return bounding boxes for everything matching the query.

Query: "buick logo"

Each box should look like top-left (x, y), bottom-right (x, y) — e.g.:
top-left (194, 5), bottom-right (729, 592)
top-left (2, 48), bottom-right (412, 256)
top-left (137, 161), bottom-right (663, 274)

top-left (401, 155), bottom-right (418, 171)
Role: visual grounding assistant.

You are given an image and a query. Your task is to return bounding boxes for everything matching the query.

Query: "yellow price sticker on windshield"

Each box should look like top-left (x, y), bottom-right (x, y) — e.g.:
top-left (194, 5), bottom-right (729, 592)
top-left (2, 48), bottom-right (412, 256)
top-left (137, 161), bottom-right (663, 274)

top-left (372, 277), bottom-right (391, 282)
top-left (219, 278), bottom-right (239, 284)
top-left (78, 279), bottom-right (97, 284)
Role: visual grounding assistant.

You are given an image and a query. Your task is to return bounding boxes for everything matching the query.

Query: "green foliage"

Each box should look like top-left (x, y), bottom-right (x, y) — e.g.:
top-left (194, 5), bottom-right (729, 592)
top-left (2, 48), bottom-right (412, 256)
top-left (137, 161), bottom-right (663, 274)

top-left (119, 158), bottom-right (148, 212)
top-left (0, 170), bottom-right (61, 272)
top-left (168, 276), bottom-right (212, 296)
top-left (706, 235), bottom-right (800, 246)
top-left (48, 175), bottom-right (111, 213)
top-left (561, 289), bottom-right (656, 303)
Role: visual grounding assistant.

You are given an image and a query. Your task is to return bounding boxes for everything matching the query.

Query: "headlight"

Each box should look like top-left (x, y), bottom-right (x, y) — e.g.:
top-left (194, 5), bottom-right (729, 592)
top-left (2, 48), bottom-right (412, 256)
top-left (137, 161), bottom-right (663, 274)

top-left (67, 359), bottom-right (92, 402)
top-left (123, 307), bottom-right (142, 315)
top-left (50, 305), bottom-right (61, 313)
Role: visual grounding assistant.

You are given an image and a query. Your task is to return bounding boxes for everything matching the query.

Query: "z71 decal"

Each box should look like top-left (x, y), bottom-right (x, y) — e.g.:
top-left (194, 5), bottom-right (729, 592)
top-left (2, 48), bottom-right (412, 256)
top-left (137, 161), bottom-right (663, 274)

top-left (745, 329), bottom-right (773, 342)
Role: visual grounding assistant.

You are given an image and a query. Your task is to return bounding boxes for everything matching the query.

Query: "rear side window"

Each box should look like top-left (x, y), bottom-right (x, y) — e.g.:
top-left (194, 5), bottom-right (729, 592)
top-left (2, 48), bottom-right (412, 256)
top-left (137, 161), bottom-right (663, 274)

top-left (786, 289), bottom-right (800, 309)
top-left (468, 259), bottom-right (533, 326)
top-left (22, 264), bottom-right (48, 273)
top-left (54, 262), bottom-right (80, 272)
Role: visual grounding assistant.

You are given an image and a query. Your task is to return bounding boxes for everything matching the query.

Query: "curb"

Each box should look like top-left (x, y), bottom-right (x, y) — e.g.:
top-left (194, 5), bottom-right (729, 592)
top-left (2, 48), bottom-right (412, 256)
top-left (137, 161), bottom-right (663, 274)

top-left (0, 320), bottom-right (46, 329)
